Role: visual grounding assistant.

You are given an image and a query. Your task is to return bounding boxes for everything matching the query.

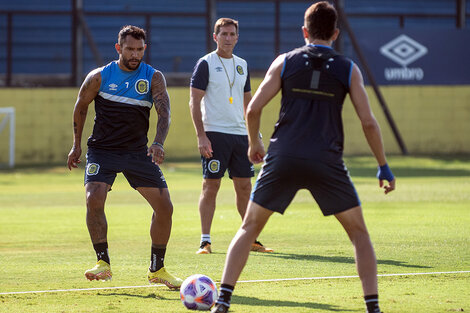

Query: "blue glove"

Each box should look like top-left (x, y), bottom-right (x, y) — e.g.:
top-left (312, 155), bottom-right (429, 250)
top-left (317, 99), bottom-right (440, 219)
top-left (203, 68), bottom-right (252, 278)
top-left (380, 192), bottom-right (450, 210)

top-left (377, 163), bottom-right (394, 182)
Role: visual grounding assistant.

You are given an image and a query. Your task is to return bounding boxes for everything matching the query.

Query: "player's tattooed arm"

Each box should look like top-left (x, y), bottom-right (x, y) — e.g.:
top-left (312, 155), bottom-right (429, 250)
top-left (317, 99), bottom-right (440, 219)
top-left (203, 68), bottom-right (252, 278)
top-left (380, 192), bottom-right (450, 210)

top-left (73, 69), bottom-right (101, 146)
top-left (151, 70), bottom-right (171, 146)
top-left (67, 68), bottom-right (101, 170)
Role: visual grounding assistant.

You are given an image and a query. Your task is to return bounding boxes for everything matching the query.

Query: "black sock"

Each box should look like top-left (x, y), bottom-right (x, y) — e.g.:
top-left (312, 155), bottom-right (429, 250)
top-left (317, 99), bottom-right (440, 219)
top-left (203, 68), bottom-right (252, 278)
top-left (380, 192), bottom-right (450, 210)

top-left (150, 245), bottom-right (166, 272)
top-left (216, 284), bottom-right (234, 308)
top-left (364, 294), bottom-right (381, 313)
top-left (93, 242), bottom-right (110, 264)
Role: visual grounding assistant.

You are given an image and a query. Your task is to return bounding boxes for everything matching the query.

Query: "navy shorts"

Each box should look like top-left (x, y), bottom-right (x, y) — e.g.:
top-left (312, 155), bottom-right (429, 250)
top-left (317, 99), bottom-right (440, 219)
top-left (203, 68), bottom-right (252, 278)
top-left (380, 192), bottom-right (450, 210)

top-left (251, 154), bottom-right (361, 216)
top-left (84, 148), bottom-right (167, 189)
top-left (201, 132), bottom-right (255, 179)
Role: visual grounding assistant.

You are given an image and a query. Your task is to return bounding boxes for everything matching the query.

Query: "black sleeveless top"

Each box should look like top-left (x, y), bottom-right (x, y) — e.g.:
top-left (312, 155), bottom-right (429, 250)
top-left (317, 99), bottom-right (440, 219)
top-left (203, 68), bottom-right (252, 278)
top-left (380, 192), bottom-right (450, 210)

top-left (267, 44), bottom-right (353, 160)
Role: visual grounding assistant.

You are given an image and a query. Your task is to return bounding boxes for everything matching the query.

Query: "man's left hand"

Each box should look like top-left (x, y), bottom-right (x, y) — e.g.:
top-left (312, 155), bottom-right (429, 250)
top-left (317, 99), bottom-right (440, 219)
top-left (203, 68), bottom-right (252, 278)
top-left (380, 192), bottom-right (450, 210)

top-left (148, 144), bottom-right (165, 165)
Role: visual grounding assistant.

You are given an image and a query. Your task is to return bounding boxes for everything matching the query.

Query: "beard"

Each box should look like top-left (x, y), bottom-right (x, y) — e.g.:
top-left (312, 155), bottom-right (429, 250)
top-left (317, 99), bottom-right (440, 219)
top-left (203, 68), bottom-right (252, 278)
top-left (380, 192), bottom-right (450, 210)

top-left (122, 56), bottom-right (142, 70)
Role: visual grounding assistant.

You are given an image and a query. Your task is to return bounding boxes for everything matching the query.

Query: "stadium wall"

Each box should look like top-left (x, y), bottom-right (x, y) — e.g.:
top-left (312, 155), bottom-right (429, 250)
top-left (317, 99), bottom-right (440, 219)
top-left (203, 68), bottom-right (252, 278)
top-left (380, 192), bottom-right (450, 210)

top-left (1, 0), bottom-right (468, 86)
top-left (1, 83), bottom-right (469, 166)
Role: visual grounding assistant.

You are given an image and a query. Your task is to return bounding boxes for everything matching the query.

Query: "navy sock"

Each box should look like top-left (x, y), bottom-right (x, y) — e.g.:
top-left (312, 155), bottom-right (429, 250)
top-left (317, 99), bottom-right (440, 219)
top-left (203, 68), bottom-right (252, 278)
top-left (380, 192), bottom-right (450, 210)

top-left (150, 245), bottom-right (166, 272)
top-left (93, 242), bottom-right (110, 264)
top-left (216, 284), bottom-right (234, 308)
top-left (364, 294), bottom-right (381, 313)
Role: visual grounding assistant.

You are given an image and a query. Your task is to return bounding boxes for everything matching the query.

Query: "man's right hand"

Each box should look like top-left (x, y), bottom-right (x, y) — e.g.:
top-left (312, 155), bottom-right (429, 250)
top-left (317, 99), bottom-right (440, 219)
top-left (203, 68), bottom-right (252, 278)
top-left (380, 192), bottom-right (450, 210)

top-left (198, 134), bottom-right (213, 159)
top-left (248, 139), bottom-right (265, 164)
top-left (67, 146), bottom-right (82, 170)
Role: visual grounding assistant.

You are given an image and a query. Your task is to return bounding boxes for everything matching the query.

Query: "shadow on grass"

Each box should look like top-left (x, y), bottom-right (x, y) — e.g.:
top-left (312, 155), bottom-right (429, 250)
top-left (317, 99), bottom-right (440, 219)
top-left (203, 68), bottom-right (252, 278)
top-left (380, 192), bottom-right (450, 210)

top-left (97, 291), bottom-right (179, 300)
top-left (98, 291), bottom-right (352, 311)
top-left (232, 294), bottom-right (353, 312)
top-left (256, 252), bottom-right (431, 269)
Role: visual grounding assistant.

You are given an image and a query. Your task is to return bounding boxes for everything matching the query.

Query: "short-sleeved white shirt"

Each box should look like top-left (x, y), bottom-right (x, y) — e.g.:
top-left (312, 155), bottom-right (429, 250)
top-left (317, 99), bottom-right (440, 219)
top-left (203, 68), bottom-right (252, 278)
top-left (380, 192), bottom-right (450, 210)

top-left (190, 51), bottom-right (251, 135)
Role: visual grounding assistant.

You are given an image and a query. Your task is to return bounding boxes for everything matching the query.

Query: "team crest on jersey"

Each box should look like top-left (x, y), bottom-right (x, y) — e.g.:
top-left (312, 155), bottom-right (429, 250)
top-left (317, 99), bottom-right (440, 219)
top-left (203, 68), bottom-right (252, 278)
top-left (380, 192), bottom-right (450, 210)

top-left (86, 163), bottom-right (100, 176)
top-left (236, 65), bottom-right (244, 75)
top-left (135, 79), bottom-right (149, 95)
top-left (208, 160), bottom-right (220, 173)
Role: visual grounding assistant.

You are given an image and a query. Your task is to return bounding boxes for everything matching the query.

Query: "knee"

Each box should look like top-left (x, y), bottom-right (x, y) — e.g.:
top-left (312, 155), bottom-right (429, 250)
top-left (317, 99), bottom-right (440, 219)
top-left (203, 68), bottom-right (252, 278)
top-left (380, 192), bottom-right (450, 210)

top-left (153, 198), bottom-right (173, 218)
top-left (241, 213), bottom-right (263, 234)
top-left (236, 181), bottom-right (252, 195)
top-left (202, 180), bottom-right (221, 197)
top-left (161, 202), bottom-right (174, 217)
top-left (348, 227), bottom-right (371, 246)
top-left (86, 192), bottom-right (105, 210)
top-left (85, 183), bottom-right (108, 209)
top-left (86, 190), bottom-right (106, 211)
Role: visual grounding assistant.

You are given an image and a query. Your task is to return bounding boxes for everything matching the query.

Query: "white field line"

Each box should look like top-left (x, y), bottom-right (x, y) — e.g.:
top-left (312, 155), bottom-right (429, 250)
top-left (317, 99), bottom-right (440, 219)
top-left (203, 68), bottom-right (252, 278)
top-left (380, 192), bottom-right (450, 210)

top-left (1, 270), bottom-right (469, 296)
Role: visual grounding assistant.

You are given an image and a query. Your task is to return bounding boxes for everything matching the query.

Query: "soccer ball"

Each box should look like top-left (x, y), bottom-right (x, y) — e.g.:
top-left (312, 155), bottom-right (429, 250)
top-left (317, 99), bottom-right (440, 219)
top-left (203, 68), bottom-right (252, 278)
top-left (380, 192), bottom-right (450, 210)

top-left (180, 274), bottom-right (218, 310)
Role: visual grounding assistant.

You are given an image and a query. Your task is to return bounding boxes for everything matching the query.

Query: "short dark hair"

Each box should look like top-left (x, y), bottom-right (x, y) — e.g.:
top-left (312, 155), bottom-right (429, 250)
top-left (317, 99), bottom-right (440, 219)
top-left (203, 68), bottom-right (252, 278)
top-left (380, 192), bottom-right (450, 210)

top-left (304, 1), bottom-right (337, 40)
top-left (118, 25), bottom-right (146, 45)
top-left (214, 18), bottom-right (239, 35)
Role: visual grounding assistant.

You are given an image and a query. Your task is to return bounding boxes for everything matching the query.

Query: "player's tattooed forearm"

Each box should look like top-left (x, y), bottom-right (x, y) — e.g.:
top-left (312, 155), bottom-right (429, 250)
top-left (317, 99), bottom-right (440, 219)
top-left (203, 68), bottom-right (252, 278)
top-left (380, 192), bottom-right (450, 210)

top-left (155, 98), bottom-right (170, 144)
top-left (154, 93), bottom-right (171, 117)
top-left (74, 109), bottom-right (88, 135)
top-left (152, 71), bottom-right (171, 143)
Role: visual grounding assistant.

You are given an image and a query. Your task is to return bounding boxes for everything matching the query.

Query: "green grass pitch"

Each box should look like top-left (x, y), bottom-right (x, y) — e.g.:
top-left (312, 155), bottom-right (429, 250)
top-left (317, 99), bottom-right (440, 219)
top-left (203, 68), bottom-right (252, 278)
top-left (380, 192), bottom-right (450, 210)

top-left (0, 156), bottom-right (469, 312)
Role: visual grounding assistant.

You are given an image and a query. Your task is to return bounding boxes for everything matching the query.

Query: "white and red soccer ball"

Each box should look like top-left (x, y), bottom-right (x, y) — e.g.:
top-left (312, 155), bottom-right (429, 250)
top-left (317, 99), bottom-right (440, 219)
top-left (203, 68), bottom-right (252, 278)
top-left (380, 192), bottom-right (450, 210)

top-left (180, 274), bottom-right (218, 310)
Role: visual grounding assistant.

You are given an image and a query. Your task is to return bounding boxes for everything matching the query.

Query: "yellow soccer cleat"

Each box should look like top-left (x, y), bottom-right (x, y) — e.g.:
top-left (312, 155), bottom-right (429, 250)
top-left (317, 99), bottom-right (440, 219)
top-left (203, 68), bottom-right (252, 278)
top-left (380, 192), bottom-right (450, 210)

top-left (85, 260), bottom-right (112, 281)
top-left (148, 267), bottom-right (183, 289)
top-left (251, 241), bottom-right (274, 253)
top-left (196, 241), bottom-right (212, 254)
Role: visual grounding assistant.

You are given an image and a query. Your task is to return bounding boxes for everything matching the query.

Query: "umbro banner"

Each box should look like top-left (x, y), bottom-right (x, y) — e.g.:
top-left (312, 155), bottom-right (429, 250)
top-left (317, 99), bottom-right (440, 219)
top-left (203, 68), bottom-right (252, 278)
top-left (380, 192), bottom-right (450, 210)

top-left (352, 29), bottom-right (470, 85)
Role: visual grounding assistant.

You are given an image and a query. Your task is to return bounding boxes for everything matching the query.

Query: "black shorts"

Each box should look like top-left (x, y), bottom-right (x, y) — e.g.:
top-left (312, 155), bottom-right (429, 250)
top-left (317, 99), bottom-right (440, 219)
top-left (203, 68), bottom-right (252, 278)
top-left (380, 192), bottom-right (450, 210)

top-left (251, 154), bottom-right (360, 216)
top-left (84, 148), bottom-right (168, 189)
top-left (201, 132), bottom-right (254, 179)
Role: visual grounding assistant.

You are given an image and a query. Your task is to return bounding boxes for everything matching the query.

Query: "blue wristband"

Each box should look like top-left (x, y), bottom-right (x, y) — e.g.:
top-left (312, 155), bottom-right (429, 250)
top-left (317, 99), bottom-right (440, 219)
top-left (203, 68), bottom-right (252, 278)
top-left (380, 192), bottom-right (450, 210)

top-left (152, 141), bottom-right (164, 149)
top-left (377, 163), bottom-right (394, 182)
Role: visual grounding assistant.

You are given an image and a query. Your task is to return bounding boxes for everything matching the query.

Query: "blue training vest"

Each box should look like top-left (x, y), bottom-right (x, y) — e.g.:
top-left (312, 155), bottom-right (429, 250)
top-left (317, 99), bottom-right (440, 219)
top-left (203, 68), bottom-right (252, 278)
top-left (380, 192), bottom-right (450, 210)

top-left (88, 61), bottom-right (156, 151)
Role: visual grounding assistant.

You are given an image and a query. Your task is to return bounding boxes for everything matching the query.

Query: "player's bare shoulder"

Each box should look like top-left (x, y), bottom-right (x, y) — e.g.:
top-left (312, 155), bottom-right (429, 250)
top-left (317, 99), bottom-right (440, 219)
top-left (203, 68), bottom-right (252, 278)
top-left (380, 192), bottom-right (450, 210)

top-left (84, 67), bottom-right (103, 89)
top-left (78, 67), bottom-right (103, 101)
top-left (272, 54), bottom-right (286, 72)
top-left (151, 70), bottom-right (168, 93)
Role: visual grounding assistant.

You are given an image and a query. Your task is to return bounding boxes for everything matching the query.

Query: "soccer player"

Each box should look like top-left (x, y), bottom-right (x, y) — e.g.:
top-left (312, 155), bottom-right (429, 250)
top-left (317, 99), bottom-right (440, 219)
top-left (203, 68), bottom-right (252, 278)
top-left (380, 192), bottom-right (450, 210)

top-left (189, 18), bottom-right (273, 254)
top-left (67, 25), bottom-right (182, 289)
top-left (211, 3), bottom-right (395, 313)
